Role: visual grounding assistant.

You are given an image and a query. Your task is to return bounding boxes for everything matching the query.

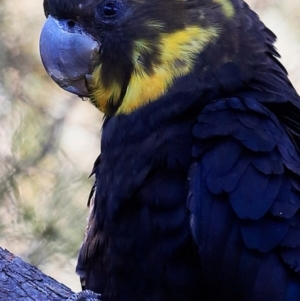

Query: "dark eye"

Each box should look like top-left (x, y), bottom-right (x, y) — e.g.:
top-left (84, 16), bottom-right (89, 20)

top-left (102, 2), bottom-right (118, 17)
top-left (96, 1), bottom-right (125, 23)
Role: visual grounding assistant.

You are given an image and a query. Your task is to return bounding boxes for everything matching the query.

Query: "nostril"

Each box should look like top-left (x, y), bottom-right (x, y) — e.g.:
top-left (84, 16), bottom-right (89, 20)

top-left (66, 19), bottom-right (76, 29)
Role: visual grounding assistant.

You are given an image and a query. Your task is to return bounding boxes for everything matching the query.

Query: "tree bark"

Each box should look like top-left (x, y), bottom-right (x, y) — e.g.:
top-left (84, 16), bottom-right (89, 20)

top-left (0, 247), bottom-right (74, 301)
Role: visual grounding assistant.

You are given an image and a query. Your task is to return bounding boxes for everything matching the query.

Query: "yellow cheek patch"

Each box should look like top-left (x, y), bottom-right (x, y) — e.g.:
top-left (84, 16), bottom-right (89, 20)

top-left (90, 25), bottom-right (219, 115)
top-left (213, 0), bottom-right (235, 18)
top-left (117, 26), bottom-right (219, 115)
top-left (90, 64), bottom-right (122, 112)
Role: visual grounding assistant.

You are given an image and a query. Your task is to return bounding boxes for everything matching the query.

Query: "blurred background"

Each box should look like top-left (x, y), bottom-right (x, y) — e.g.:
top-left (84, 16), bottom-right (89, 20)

top-left (0, 0), bottom-right (299, 292)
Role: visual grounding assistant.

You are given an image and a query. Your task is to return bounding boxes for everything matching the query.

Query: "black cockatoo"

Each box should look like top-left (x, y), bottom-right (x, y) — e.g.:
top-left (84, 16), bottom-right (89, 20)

top-left (40, 0), bottom-right (300, 300)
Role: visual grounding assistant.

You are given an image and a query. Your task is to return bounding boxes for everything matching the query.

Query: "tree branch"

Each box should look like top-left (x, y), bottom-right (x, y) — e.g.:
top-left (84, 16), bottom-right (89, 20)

top-left (0, 247), bottom-right (74, 300)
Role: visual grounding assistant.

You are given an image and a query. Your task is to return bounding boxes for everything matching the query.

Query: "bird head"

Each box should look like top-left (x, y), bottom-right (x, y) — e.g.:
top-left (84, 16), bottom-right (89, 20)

top-left (40, 0), bottom-right (275, 116)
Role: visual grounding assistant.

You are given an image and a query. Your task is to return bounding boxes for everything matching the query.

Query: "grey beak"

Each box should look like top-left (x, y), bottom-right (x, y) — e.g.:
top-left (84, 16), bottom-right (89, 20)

top-left (39, 16), bottom-right (100, 97)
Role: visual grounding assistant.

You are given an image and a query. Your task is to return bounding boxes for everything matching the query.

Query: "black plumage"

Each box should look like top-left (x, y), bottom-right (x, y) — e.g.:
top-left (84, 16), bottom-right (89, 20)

top-left (40, 0), bottom-right (300, 300)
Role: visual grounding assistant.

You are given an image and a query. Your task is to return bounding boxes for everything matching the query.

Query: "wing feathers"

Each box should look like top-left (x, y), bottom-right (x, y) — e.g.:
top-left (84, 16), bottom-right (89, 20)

top-left (189, 96), bottom-right (300, 296)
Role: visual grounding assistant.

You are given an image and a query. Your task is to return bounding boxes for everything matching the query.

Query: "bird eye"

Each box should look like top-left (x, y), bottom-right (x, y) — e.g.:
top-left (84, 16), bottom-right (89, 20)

top-left (102, 2), bottom-right (118, 17)
top-left (96, 1), bottom-right (125, 23)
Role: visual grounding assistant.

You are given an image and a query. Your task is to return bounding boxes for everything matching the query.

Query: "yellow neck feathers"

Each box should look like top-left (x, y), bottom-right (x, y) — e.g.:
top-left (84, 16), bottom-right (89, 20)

top-left (91, 25), bottom-right (219, 115)
top-left (213, 0), bottom-right (235, 18)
